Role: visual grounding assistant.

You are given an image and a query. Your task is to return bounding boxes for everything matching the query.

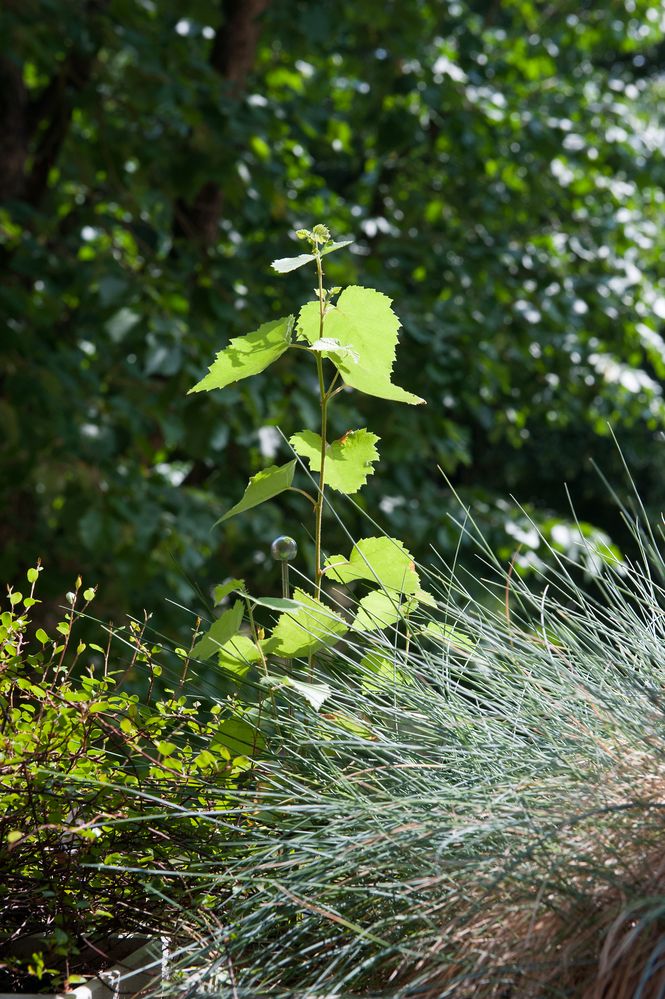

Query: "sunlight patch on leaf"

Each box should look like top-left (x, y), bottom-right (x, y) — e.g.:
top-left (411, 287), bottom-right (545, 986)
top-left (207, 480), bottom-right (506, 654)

top-left (307, 338), bottom-right (359, 364)
top-left (297, 286), bottom-right (424, 405)
top-left (262, 675), bottom-right (332, 711)
top-left (189, 315), bottom-right (293, 393)
top-left (271, 253), bottom-right (316, 273)
top-left (266, 587), bottom-right (348, 657)
top-left (324, 536), bottom-right (420, 594)
top-left (216, 460), bottom-right (297, 524)
top-left (192, 601), bottom-right (244, 661)
top-left (290, 429), bottom-right (380, 494)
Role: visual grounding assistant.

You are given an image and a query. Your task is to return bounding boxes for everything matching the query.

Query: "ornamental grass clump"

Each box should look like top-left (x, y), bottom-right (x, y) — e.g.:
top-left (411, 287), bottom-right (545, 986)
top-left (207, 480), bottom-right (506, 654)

top-left (156, 504), bottom-right (665, 998)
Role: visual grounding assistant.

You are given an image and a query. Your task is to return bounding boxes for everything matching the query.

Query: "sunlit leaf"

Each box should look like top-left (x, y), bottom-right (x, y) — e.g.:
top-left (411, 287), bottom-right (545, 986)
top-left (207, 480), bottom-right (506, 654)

top-left (290, 428), bottom-right (380, 493)
top-left (307, 338), bottom-right (359, 363)
top-left (262, 674), bottom-right (332, 711)
top-left (213, 578), bottom-right (246, 604)
top-left (297, 286), bottom-right (424, 404)
top-left (271, 253), bottom-right (316, 273)
top-left (189, 316), bottom-right (294, 393)
top-left (217, 460), bottom-right (297, 523)
top-left (191, 601), bottom-right (244, 660)
top-left (266, 587), bottom-right (348, 657)
top-left (351, 589), bottom-right (404, 632)
top-left (424, 621), bottom-right (475, 654)
top-left (324, 536), bottom-right (420, 594)
top-left (359, 651), bottom-right (411, 691)
top-left (216, 634), bottom-right (261, 675)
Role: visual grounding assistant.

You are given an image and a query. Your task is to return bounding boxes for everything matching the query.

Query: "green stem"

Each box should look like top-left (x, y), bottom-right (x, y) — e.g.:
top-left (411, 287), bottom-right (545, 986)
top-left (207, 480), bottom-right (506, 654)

top-left (287, 486), bottom-right (317, 507)
top-left (313, 250), bottom-right (328, 601)
top-left (246, 598), bottom-right (267, 678)
top-left (246, 595), bottom-right (280, 727)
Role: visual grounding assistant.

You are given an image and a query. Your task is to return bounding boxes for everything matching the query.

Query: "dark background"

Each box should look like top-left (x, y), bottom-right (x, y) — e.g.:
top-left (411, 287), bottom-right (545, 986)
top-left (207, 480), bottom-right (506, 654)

top-left (2, 0), bottom-right (665, 634)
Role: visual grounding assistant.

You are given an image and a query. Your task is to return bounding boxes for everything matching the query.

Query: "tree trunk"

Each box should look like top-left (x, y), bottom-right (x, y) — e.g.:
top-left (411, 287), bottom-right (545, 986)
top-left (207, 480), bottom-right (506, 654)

top-left (0, 56), bottom-right (28, 203)
top-left (174, 0), bottom-right (271, 246)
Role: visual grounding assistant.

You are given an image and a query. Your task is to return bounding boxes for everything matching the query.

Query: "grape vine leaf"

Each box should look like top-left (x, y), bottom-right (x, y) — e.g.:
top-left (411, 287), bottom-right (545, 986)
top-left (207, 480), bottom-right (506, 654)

top-left (271, 239), bottom-right (353, 274)
top-left (297, 286), bottom-right (424, 405)
top-left (216, 460), bottom-right (297, 524)
top-left (189, 315), bottom-right (294, 393)
top-left (351, 590), bottom-right (404, 632)
top-left (265, 587), bottom-right (348, 657)
top-left (360, 651), bottom-right (411, 691)
top-left (324, 536), bottom-right (420, 594)
top-left (192, 600), bottom-right (244, 660)
top-left (216, 634), bottom-right (261, 674)
top-left (289, 428), bottom-right (380, 494)
top-left (213, 578), bottom-right (246, 605)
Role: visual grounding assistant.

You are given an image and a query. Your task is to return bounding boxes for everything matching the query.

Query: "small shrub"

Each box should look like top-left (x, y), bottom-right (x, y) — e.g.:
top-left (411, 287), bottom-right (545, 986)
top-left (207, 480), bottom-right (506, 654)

top-left (0, 566), bottom-right (252, 993)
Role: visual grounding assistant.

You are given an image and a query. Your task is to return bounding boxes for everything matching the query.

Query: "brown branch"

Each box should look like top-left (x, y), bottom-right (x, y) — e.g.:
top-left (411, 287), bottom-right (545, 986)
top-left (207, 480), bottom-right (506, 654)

top-left (0, 56), bottom-right (29, 202)
top-left (0, 1), bottom-right (108, 209)
top-left (174, 0), bottom-right (270, 247)
top-left (211, 0), bottom-right (271, 88)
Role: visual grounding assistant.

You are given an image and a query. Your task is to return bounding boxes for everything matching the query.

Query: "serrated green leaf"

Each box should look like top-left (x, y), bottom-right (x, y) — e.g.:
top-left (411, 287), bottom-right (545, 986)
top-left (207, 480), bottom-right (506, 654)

top-left (271, 253), bottom-right (316, 273)
top-left (424, 621), bottom-right (475, 654)
top-left (189, 315), bottom-right (294, 393)
top-left (251, 595), bottom-right (302, 612)
top-left (324, 536), bottom-right (420, 594)
top-left (217, 460), bottom-right (297, 523)
top-left (320, 238), bottom-right (353, 258)
top-left (297, 286), bottom-right (424, 405)
top-left (216, 634), bottom-right (261, 674)
top-left (192, 601), bottom-right (244, 661)
top-left (415, 588), bottom-right (438, 608)
top-left (213, 578), bottom-right (246, 604)
top-left (360, 651), bottom-right (411, 692)
top-left (262, 675), bottom-right (331, 711)
top-left (290, 428), bottom-right (379, 494)
top-left (266, 587), bottom-right (348, 657)
top-left (352, 590), bottom-right (404, 632)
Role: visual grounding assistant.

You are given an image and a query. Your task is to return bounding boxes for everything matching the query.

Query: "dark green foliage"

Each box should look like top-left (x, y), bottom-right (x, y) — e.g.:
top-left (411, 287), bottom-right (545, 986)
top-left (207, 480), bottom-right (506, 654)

top-left (2, 1), bottom-right (665, 626)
